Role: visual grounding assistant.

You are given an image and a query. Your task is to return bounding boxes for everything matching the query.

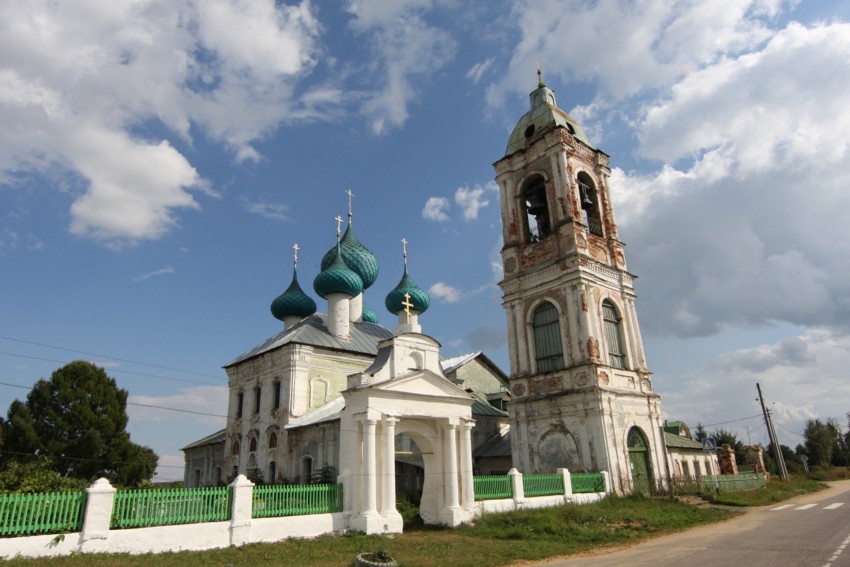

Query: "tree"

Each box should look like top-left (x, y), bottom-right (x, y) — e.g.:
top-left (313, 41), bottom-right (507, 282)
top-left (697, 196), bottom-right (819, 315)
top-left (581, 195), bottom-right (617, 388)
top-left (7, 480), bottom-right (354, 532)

top-left (692, 423), bottom-right (707, 443)
top-left (800, 418), bottom-right (841, 469)
top-left (1, 361), bottom-right (158, 486)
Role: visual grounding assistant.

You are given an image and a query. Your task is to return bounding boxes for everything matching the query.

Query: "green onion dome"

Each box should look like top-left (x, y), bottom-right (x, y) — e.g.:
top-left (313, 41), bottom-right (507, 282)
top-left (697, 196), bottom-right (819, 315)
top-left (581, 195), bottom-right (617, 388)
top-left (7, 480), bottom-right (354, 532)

top-left (271, 269), bottom-right (317, 321)
top-left (320, 225), bottom-right (379, 289)
top-left (385, 265), bottom-right (430, 315)
top-left (361, 304), bottom-right (379, 324)
top-left (314, 245), bottom-right (364, 299)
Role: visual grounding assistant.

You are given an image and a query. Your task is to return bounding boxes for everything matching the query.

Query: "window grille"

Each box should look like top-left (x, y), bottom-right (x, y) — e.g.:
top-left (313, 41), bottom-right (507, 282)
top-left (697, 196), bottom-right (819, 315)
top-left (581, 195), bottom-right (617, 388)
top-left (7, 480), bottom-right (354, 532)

top-left (602, 301), bottom-right (627, 369)
top-left (532, 302), bottom-right (565, 372)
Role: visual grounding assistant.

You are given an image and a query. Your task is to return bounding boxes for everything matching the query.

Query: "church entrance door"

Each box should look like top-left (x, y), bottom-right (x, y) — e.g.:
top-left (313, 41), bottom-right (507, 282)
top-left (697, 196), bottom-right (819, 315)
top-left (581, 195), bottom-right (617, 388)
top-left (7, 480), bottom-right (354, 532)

top-left (627, 427), bottom-right (652, 495)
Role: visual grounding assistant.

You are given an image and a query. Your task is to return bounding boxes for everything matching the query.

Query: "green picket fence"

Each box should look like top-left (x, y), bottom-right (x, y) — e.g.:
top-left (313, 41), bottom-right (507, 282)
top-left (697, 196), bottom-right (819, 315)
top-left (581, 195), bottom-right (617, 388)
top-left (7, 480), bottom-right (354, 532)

top-left (523, 473), bottom-right (565, 497)
top-left (571, 472), bottom-right (605, 493)
top-left (111, 486), bottom-right (231, 529)
top-left (0, 490), bottom-right (86, 537)
top-left (700, 472), bottom-right (766, 493)
top-left (252, 484), bottom-right (343, 518)
top-left (473, 475), bottom-right (512, 501)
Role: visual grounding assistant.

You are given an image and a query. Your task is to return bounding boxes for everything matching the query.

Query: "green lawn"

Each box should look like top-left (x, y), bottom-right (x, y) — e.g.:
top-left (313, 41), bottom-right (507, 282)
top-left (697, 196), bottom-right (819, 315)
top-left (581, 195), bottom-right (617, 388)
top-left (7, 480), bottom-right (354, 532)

top-left (4, 495), bottom-right (736, 567)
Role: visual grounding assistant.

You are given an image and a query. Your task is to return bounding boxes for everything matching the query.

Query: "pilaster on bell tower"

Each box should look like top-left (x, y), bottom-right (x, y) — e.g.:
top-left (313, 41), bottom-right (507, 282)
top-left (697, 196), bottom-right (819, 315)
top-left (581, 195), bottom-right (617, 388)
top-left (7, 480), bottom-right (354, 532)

top-left (494, 70), bottom-right (665, 493)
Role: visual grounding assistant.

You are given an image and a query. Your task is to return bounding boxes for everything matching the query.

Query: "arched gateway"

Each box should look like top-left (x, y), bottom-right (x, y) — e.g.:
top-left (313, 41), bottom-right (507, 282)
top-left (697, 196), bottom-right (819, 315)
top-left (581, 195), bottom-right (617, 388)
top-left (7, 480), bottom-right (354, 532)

top-left (339, 332), bottom-right (477, 534)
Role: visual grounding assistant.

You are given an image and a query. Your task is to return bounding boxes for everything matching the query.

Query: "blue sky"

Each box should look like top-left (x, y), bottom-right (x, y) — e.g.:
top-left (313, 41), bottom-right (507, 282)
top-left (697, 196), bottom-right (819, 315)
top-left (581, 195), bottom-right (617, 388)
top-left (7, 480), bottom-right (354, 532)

top-left (3, 0), bottom-right (850, 481)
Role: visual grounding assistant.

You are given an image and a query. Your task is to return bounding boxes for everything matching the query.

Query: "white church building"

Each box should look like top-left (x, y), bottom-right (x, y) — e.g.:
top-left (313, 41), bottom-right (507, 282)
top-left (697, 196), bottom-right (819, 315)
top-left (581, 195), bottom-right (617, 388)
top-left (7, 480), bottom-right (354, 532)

top-left (183, 71), bottom-right (705, 526)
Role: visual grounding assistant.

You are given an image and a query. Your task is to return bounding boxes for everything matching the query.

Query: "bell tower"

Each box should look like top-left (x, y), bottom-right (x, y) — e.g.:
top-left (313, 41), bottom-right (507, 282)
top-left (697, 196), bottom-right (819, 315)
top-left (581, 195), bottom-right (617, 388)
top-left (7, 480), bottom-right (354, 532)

top-left (494, 72), bottom-right (667, 493)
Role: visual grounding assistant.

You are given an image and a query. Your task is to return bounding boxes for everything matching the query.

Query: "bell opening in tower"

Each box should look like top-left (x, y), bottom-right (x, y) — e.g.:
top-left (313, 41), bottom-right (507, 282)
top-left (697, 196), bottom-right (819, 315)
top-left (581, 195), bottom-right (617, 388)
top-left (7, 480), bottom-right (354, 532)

top-left (577, 172), bottom-right (603, 237)
top-left (522, 176), bottom-right (551, 243)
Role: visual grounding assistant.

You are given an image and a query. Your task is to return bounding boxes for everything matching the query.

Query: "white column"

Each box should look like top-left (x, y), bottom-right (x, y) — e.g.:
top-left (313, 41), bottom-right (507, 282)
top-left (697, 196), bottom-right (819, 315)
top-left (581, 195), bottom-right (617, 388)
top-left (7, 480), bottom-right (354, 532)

top-left (382, 417), bottom-right (399, 515)
top-left (80, 478), bottom-right (116, 553)
top-left (444, 423), bottom-right (460, 510)
top-left (459, 420), bottom-right (475, 509)
top-left (362, 417), bottom-right (378, 516)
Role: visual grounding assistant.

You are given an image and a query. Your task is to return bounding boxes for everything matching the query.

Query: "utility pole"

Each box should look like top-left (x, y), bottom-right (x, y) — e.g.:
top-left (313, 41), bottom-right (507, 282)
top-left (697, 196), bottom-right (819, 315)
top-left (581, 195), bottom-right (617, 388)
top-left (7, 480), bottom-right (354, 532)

top-left (757, 383), bottom-right (789, 481)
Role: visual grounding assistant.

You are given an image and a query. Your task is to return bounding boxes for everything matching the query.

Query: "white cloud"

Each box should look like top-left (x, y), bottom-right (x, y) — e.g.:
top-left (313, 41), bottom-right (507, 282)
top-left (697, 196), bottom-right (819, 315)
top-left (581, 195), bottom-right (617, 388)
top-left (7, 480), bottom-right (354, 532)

top-left (429, 282), bottom-right (461, 303)
top-left (707, 336), bottom-right (816, 374)
top-left (347, 0), bottom-right (456, 134)
top-left (129, 385), bottom-right (228, 427)
top-left (422, 196), bottom-right (450, 222)
top-left (241, 198), bottom-right (290, 223)
top-left (0, 0), bottom-right (321, 245)
top-left (133, 266), bottom-right (176, 283)
top-left (454, 183), bottom-right (492, 221)
top-left (466, 58), bottom-right (494, 84)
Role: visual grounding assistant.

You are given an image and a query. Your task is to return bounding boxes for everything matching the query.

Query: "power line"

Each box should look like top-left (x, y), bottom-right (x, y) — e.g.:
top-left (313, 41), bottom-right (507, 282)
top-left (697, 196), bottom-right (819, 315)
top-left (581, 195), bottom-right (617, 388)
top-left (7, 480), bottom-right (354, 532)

top-left (0, 335), bottom-right (225, 380)
top-left (0, 381), bottom-right (226, 418)
top-left (0, 351), bottom-right (220, 386)
top-left (700, 414), bottom-right (762, 428)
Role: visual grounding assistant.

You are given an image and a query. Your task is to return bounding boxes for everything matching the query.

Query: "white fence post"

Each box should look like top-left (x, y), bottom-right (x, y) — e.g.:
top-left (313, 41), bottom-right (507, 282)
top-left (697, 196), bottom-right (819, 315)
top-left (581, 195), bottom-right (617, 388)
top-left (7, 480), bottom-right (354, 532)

top-left (80, 478), bottom-right (116, 553)
top-left (229, 474), bottom-right (254, 546)
top-left (600, 471), bottom-right (611, 494)
top-left (558, 468), bottom-right (572, 502)
top-left (508, 468), bottom-right (524, 506)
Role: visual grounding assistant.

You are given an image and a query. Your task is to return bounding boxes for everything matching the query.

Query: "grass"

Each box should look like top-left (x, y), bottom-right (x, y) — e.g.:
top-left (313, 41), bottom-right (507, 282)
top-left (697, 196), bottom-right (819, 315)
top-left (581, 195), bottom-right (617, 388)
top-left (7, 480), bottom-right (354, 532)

top-left (707, 475), bottom-right (826, 507)
top-left (4, 495), bottom-right (736, 567)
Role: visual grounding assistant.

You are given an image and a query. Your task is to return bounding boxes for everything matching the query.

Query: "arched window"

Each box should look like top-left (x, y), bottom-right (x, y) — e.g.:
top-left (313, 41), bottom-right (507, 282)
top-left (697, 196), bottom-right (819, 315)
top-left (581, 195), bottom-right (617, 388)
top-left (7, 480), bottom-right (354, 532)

top-left (602, 300), bottom-right (627, 369)
top-left (522, 176), bottom-right (551, 243)
top-left (532, 302), bottom-right (565, 373)
top-left (249, 436), bottom-right (258, 453)
top-left (273, 380), bottom-right (282, 410)
top-left (577, 172), bottom-right (603, 237)
top-left (268, 432), bottom-right (278, 449)
top-left (236, 391), bottom-right (244, 418)
top-left (231, 440), bottom-right (240, 456)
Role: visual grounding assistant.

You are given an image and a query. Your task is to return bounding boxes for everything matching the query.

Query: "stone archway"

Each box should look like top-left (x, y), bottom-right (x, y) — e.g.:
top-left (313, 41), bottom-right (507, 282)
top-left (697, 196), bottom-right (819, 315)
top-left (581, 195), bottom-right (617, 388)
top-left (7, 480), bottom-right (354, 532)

top-left (395, 420), bottom-right (441, 523)
top-left (627, 426), bottom-right (652, 494)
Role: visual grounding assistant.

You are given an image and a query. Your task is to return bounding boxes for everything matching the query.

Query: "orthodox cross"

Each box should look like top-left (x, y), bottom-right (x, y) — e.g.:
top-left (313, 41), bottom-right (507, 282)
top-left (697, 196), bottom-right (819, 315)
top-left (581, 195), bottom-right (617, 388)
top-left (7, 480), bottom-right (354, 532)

top-left (402, 292), bottom-right (413, 324)
top-left (401, 237), bottom-right (408, 266)
top-left (335, 215), bottom-right (344, 239)
top-left (536, 62), bottom-right (545, 88)
top-left (345, 189), bottom-right (355, 223)
top-left (292, 243), bottom-right (299, 267)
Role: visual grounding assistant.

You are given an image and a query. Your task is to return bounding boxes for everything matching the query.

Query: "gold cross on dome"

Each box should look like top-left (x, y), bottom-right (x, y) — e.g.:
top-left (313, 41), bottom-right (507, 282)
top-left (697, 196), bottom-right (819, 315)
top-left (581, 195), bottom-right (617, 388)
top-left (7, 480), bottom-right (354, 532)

top-left (292, 243), bottom-right (299, 266)
top-left (401, 292), bottom-right (413, 323)
top-left (334, 215), bottom-right (343, 238)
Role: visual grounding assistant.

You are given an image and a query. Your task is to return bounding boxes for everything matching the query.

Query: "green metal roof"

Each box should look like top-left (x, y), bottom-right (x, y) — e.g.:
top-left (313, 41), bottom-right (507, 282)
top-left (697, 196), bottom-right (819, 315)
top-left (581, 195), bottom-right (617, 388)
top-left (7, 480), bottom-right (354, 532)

top-left (270, 268), bottom-right (317, 320)
top-left (314, 245), bottom-right (363, 299)
top-left (505, 84), bottom-right (594, 156)
top-left (321, 225), bottom-right (379, 289)
top-left (385, 265), bottom-right (429, 315)
top-left (664, 431), bottom-right (705, 451)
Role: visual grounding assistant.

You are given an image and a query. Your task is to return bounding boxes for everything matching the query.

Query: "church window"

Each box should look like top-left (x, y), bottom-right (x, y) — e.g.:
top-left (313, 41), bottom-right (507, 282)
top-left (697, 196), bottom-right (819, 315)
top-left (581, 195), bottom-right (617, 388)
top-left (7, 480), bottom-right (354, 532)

top-left (273, 380), bottom-right (281, 410)
top-left (532, 301), bottom-right (565, 373)
top-left (522, 176), bottom-right (551, 243)
top-left (577, 172), bottom-right (603, 237)
top-left (268, 432), bottom-right (277, 449)
top-left (602, 300), bottom-right (627, 369)
top-left (249, 436), bottom-right (258, 452)
top-left (231, 440), bottom-right (240, 456)
top-left (268, 461), bottom-right (276, 484)
top-left (236, 391), bottom-right (244, 418)
top-left (253, 386), bottom-right (261, 414)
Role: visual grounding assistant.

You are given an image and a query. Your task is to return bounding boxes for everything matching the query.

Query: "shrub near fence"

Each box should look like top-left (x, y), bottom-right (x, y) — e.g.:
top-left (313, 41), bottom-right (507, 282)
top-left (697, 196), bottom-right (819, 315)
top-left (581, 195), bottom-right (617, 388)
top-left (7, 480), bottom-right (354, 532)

top-left (523, 474), bottom-right (564, 497)
top-left (252, 484), bottom-right (343, 518)
top-left (0, 491), bottom-right (86, 536)
top-left (571, 472), bottom-right (605, 494)
top-left (473, 475), bottom-right (512, 501)
top-left (111, 486), bottom-right (231, 529)
top-left (700, 472), bottom-right (766, 493)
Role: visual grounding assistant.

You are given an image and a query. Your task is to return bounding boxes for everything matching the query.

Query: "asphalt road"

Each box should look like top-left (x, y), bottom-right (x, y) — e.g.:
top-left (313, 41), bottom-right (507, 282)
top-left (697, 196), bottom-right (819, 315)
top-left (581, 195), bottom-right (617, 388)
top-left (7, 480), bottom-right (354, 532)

top-left (529, 480), bottom-right (850, 567)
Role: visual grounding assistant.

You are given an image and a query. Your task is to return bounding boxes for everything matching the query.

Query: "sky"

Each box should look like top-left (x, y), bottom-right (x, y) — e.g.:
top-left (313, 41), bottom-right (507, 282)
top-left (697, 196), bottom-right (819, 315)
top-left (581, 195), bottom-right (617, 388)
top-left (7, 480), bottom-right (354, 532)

top-left (2, 0), bottom-right (850, 482)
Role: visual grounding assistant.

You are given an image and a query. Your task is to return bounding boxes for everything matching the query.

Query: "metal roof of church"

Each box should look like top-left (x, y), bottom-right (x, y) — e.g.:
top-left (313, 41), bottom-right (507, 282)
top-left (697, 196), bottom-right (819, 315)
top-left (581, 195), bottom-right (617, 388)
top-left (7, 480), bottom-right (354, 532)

top-left (224, 312), bottom-right (394, 368)
top-left (473, 430), bottom-right (511, 458)
top-left (180, 428), bottom-right (225, 451)
top-left (663, 431), bottom-right (705, 451)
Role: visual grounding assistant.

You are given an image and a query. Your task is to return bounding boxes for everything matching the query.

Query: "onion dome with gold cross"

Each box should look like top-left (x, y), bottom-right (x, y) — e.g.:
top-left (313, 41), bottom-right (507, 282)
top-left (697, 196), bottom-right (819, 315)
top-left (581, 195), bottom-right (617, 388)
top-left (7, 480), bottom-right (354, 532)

top-left (314, 243), bottom-right (363, 299)
top-left (385, 263), bottom-right (430, 315)
top-left (361, 304), bottom-right (379, 324)
top-left (270, 266), bottom-right (317, 321)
